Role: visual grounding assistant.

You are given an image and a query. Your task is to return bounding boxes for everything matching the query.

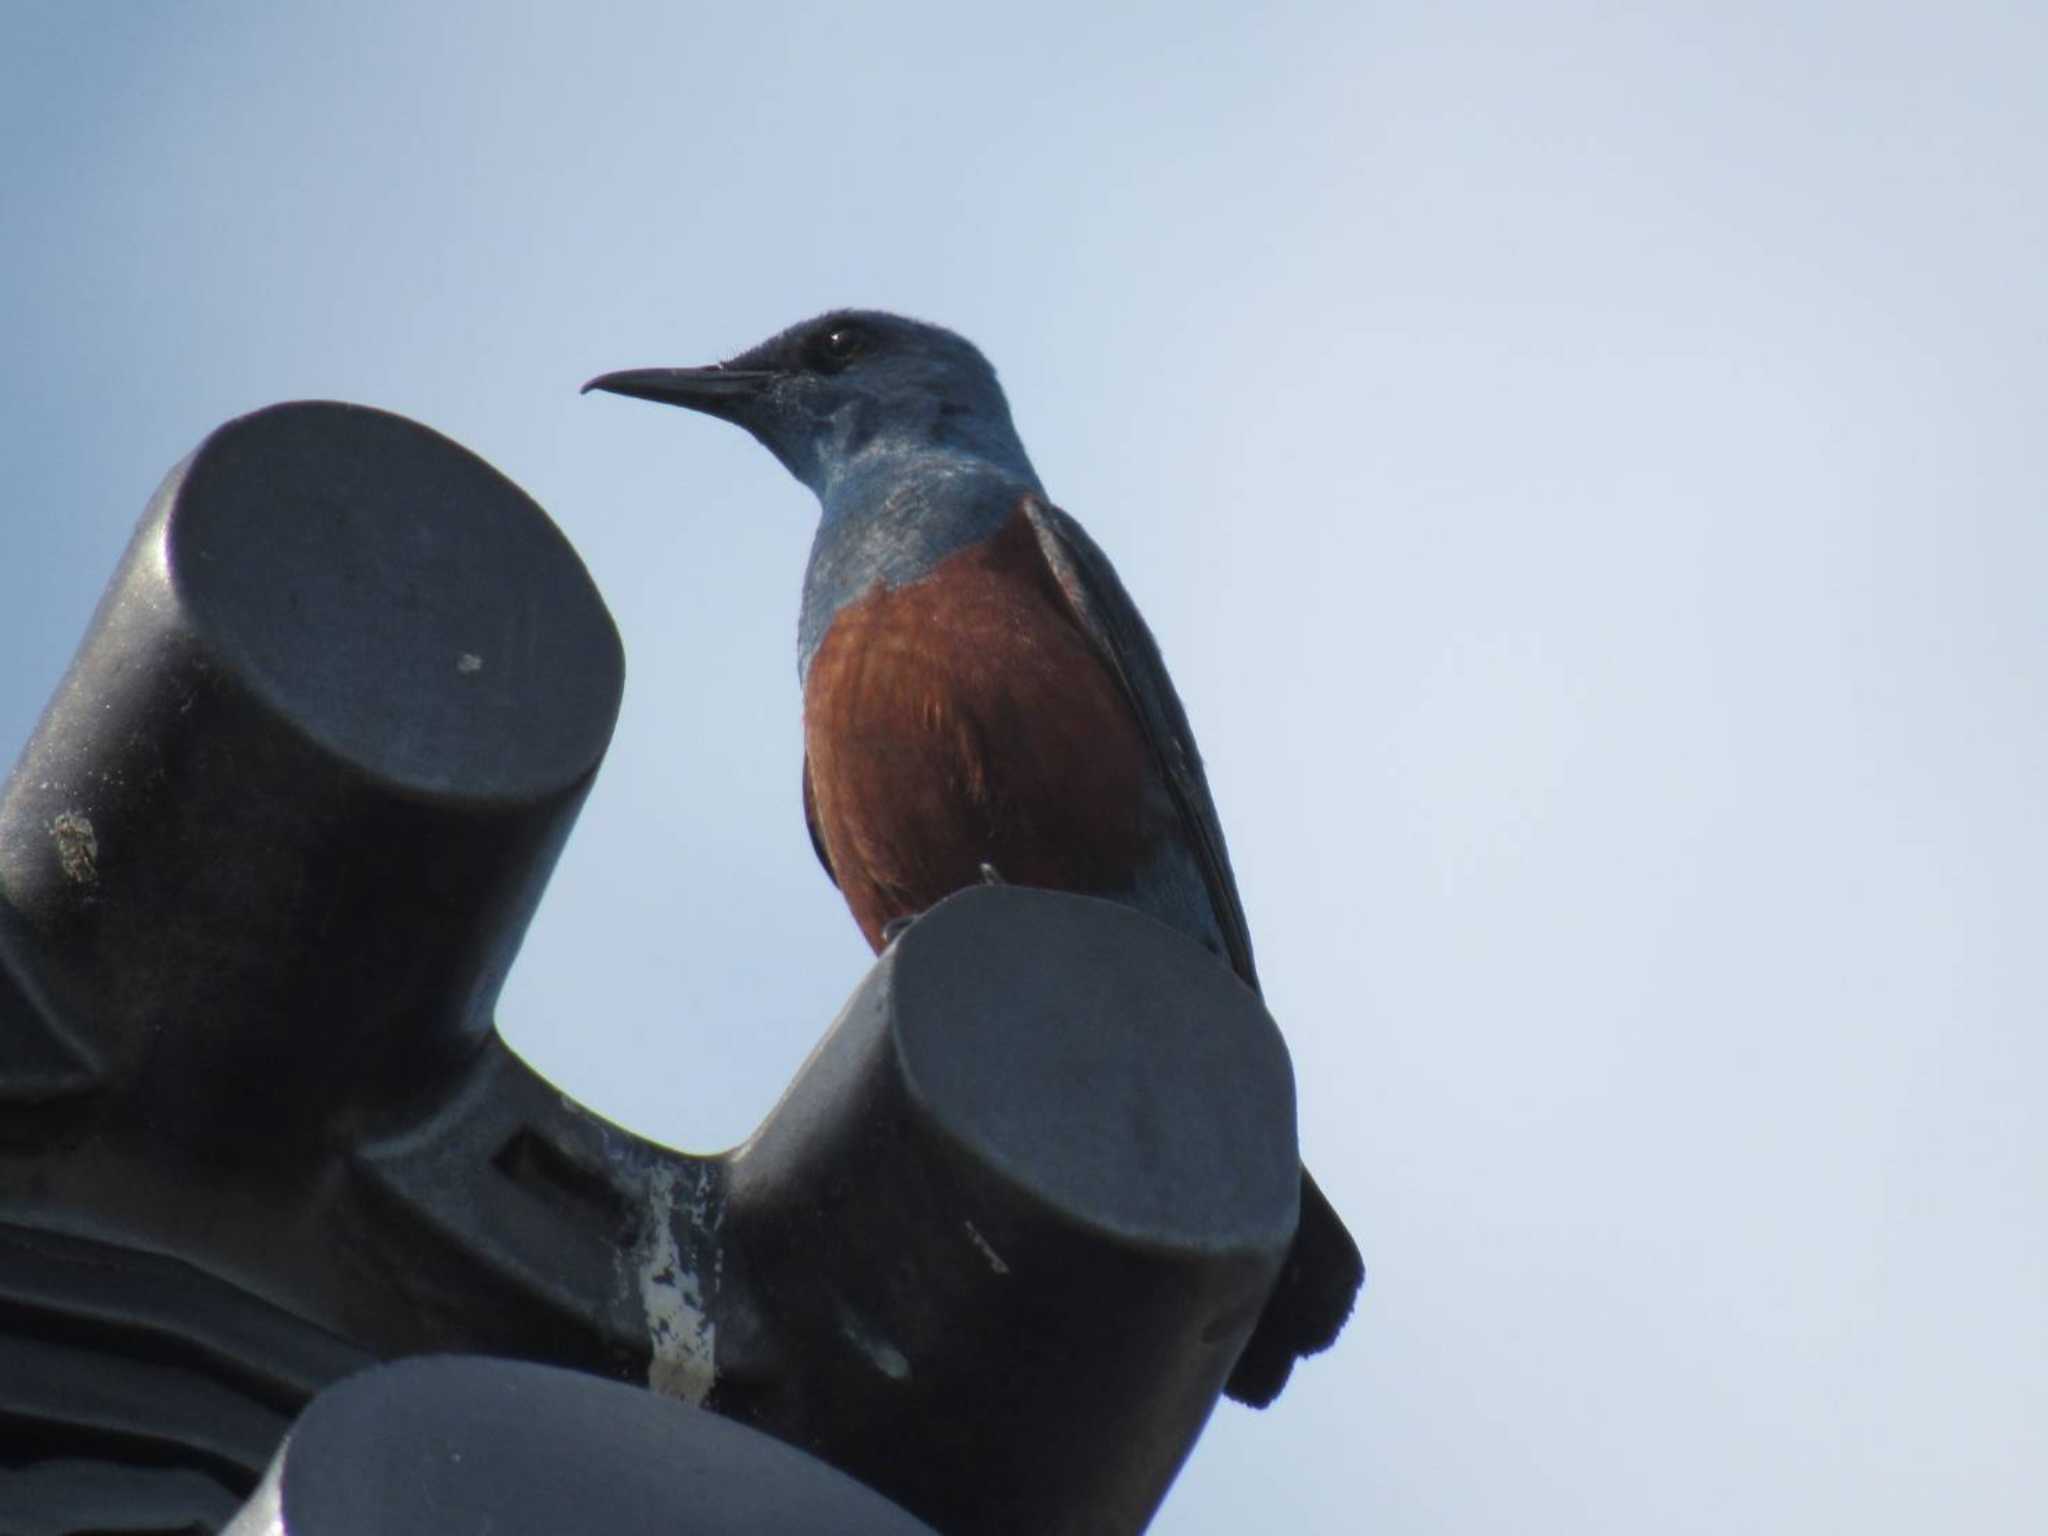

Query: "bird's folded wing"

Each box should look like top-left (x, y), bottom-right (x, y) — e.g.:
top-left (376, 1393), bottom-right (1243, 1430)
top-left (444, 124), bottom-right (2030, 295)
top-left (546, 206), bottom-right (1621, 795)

top-left (1019, 495), bottom-right (1261, 994)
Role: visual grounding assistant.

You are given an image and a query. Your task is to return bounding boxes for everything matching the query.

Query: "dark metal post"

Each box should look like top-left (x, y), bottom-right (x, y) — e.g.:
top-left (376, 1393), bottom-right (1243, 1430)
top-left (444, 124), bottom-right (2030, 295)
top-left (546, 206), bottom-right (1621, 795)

top-left (0, 403), bottom-right (1311, 1536)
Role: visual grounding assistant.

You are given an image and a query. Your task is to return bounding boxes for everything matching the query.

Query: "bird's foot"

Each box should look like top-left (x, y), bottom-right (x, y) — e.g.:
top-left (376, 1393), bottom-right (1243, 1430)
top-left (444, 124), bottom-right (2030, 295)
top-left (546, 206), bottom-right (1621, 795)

top-left (978, 862), bottom-right (1006, 886)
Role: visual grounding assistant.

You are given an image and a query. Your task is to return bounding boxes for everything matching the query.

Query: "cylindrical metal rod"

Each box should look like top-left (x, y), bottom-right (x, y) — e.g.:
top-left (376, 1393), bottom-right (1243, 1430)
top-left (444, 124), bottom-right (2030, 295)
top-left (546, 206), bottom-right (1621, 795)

top-left (0, 401), bottom-right (624, 1140)
top-left (721, 885), bottom-right (1300, 1536)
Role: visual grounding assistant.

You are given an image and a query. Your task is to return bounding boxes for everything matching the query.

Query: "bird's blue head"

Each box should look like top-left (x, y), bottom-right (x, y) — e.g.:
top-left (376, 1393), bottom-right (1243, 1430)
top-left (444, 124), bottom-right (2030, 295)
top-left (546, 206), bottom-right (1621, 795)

top-left (587, 310), bottom-right (1047, 677)
top-left (583, 309), bottom-right (1041, 512)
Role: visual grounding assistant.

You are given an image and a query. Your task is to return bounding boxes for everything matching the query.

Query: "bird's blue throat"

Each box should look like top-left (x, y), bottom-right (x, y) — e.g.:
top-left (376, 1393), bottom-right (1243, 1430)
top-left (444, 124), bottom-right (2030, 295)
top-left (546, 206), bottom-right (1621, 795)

top-left (796, 437), bottom-right (1041, 683)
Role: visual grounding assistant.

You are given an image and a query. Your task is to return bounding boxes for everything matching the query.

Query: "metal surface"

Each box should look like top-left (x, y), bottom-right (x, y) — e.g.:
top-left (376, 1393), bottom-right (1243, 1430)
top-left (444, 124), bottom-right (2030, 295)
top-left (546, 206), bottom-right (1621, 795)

top-left (221, 1356), bottom-right (939, 1536)
top-left (0, 402), bottom-right (1311, 1536)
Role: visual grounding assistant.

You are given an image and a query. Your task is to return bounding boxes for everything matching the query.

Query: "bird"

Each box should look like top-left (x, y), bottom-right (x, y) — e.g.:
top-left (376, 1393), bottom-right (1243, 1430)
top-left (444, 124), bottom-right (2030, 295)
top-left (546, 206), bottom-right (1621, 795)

top-left (585, 310), bottom-right (1361, 1406)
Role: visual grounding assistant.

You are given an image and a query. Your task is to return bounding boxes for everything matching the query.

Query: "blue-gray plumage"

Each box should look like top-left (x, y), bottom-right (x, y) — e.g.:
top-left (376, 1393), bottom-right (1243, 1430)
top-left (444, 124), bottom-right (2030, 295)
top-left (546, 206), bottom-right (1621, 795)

top-left (584, 310), bottom-right (1361, 1406)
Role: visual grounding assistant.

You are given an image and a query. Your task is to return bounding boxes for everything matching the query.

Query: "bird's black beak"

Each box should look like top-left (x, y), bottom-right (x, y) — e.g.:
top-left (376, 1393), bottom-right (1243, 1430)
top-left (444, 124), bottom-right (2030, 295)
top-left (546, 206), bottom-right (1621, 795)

top-left (580, 366), bottom-right (776, 421)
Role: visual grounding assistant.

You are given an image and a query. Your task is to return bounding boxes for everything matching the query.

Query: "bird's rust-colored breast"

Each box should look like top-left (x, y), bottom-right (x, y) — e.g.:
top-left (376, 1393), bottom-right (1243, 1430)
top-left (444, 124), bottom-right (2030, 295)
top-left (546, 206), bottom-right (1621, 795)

top-left (803, 504), bottom-right (1170, 950)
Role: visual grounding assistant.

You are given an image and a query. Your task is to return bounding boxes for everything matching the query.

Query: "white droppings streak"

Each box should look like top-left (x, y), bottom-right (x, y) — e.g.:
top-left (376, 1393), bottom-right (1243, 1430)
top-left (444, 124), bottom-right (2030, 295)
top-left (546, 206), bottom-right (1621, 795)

top-left (51, 811), bottom-right (97, 885)
top-left (638, 1164), bottom-right (716, 1404)
top-left (840, 1307), bottom-right (912, 1382)
top-left (963, 1220), bottom-right (1010, 1275)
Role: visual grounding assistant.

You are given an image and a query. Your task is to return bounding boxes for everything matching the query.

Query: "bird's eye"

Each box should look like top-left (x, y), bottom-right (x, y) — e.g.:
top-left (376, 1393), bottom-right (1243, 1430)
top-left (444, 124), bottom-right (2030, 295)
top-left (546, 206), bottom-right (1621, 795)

top-left (813, 326), bottom-right (867, 370)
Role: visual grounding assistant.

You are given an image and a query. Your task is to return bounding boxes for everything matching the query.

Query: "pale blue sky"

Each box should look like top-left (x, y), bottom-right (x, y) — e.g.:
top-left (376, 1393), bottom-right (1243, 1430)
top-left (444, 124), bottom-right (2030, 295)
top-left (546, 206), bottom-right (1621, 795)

top-left (4, 4), bottom-right (2044, 1531)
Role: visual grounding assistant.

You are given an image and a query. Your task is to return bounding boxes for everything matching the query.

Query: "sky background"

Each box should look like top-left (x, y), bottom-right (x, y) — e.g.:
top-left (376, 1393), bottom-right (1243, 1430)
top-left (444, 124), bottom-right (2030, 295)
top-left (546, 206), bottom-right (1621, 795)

top-left (4, 3), bottom-right (2044, 1531)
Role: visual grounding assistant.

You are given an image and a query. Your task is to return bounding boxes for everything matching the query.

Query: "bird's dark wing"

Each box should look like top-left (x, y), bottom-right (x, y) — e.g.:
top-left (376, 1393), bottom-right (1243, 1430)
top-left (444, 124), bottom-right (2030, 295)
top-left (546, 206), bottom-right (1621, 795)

top-left (801, 754), bottom-right (838, 887)
top-left (1024, 495), bottom-right (1362, 1408)
top-left (1019, 496), bottom-right (1260, 994)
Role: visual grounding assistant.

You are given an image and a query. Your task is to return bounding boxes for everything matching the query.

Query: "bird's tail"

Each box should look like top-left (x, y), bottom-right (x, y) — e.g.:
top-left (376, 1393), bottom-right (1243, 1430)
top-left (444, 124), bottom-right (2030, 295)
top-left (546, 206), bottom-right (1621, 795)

top-left (1224, 1166), bottom-right (1363, 1407)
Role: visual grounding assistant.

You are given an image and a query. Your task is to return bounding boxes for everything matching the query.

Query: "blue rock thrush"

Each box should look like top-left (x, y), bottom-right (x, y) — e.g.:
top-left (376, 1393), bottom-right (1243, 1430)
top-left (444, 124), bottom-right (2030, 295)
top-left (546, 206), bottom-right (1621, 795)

top-left (585, 310), bottom-right (1361, 1406)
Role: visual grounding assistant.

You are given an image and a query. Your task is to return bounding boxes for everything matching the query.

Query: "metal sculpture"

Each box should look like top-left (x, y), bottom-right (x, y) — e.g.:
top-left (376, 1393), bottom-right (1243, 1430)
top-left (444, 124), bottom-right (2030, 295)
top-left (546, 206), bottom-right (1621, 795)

top-left (0, 402), bottom-right (1328, 1536)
